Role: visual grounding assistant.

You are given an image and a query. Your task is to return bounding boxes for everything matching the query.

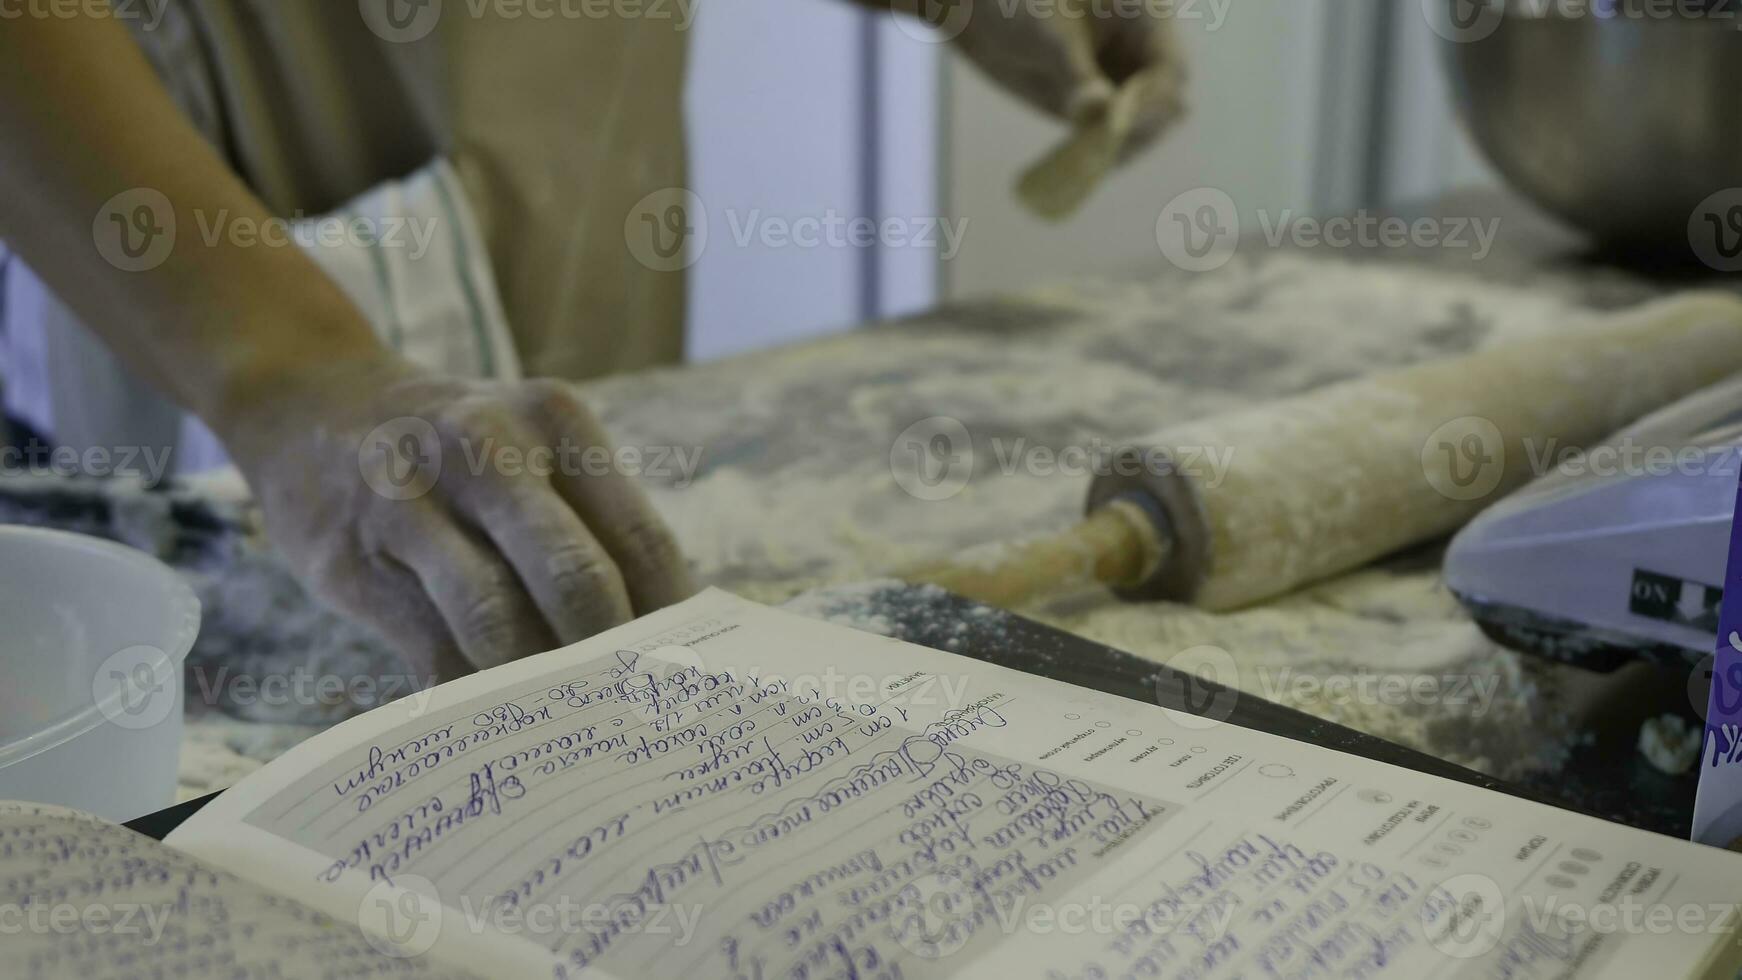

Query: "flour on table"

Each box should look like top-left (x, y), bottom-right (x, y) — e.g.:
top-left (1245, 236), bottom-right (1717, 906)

top-left (3, 252), bottom-right (1659, 797)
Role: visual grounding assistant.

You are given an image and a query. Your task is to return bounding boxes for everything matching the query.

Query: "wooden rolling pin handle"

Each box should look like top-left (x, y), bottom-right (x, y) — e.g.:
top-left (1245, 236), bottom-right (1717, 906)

top-left (900, 496), bottom-right (1174, 609)
top-left (1085, 448), bottom-right (1213, 602)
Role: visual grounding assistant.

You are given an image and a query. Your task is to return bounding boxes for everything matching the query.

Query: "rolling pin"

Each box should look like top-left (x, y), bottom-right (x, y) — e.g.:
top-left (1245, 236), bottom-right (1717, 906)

top-left (905, 291), bottom-right (1742, 611)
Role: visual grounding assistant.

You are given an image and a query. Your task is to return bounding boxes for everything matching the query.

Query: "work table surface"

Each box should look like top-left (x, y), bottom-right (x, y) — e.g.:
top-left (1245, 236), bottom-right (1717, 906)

top-left (0, 191), bottom-right (1707, 834)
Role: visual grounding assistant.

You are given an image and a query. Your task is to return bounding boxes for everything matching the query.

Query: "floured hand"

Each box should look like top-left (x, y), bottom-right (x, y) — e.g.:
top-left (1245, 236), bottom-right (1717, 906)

top-left (223, 357), bottom-right (695, 683)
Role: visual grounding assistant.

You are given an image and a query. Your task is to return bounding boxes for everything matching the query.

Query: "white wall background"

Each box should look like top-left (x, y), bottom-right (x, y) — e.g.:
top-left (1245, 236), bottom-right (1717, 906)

top-left (1378, 7), bottom-right (1498, 203)
top-left (684, 0), bottom-right (938, 362)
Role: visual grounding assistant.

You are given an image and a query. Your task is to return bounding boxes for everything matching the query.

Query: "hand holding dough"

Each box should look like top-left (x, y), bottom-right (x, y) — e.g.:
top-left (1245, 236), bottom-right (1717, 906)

top-left (1017, 77), bottom-right (1152, 220)
top-left (943, 0), bottom-right (1188, 219)
top-left (1003, 4), bottom-right (1191, 219)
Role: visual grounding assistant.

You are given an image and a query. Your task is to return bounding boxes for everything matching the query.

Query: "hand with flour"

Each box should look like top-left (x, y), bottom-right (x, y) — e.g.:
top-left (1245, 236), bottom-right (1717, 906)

top-left (224, 359), bottom-right (694, 683)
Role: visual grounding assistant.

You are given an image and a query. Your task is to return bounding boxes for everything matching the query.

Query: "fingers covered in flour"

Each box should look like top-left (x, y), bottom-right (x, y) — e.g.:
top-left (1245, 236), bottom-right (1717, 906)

top-left (314, 548), bottom-right (473, 685)
top-left (516, 381), bottom-right (696, 615)
top-left (236, 361), bottom-right (695, 683)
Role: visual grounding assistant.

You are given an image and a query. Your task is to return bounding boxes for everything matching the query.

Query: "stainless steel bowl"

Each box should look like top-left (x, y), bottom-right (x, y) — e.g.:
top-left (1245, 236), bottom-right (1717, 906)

top-left (1442, 1), bottom-right (1742, 254)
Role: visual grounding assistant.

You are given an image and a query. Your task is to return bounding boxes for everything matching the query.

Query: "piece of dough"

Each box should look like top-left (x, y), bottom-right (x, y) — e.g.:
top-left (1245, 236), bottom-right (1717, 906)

top-left (1016, 82), bottom-right (1141, 221)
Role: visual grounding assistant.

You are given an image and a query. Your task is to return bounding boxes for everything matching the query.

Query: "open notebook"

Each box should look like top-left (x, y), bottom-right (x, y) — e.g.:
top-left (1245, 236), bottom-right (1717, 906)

top-left (7, 588), bottom-right (1742, 978)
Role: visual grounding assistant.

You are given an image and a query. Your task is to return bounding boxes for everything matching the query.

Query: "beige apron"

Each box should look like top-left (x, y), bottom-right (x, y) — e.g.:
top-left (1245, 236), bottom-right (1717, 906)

top-left (134, 0), bottom-right (690, 380)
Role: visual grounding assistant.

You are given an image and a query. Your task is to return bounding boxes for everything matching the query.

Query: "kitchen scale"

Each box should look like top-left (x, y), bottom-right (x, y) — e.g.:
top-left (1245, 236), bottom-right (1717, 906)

top-left (1446, 374), bottom-right (1742, 672)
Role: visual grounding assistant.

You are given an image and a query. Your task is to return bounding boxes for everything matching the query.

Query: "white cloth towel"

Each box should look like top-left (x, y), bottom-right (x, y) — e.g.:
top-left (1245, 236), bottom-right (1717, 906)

top-left (1, 158), bottom-right (518, 473)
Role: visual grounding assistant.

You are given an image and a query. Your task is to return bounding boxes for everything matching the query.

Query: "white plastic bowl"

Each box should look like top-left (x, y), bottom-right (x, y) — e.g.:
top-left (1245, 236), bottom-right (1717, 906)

top-left (0, 526), bottom-right (199, 820)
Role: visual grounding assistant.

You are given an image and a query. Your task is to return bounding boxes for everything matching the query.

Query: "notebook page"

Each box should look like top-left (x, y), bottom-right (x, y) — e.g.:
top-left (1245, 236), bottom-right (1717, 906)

top-left (169, 589), bottom-right (1742, 978)
top-left (0, 802), bottom-right (480, 979)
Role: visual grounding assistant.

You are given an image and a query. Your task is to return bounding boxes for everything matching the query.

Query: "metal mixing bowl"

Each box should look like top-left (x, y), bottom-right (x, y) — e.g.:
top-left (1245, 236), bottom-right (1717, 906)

top-left (1442, 0), bottom-right (1742, 254)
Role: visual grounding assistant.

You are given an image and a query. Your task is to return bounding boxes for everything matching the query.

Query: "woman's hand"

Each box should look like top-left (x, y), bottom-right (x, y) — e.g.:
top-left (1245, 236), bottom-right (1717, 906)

top-left (223, 356), bottom-right (695, 683)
